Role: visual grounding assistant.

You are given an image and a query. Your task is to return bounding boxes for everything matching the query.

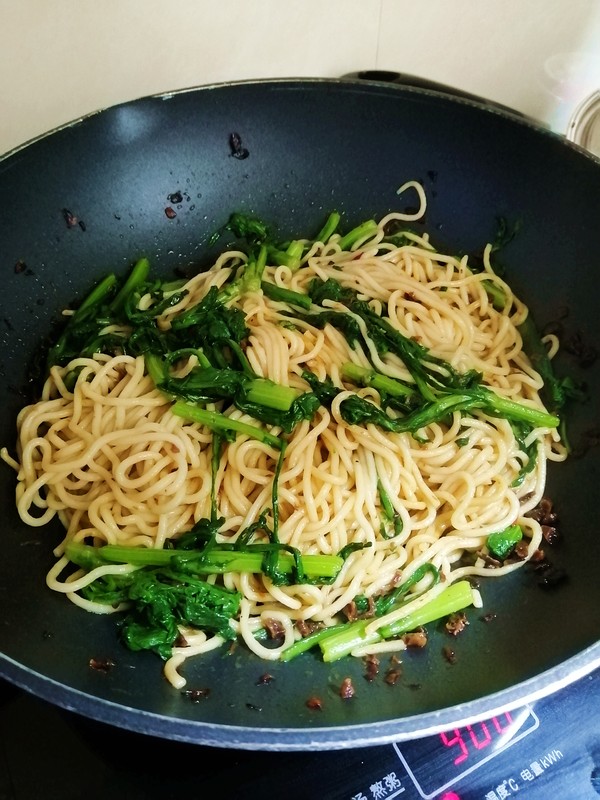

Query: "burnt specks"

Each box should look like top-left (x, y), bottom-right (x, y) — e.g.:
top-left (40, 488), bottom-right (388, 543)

top-left (522, 496), bottom-right (568, 588)
top-left (442, 645), bottom-right (457, 665)
top-left (541, 525), bottom-right (560, 546)
top-left (183, 687), bottom-right (210, 702)
top-left (384, 663), bottom-right (403, 685)
top-left (440, 612), bottom-right (469, 664)
top-left (263, 617), bottom-right (286, 645)
top-left (62, 208), bottom-right (77, 227)
top-left (445, 611), bottom-right (469, 637)
top-left (513, 540), bottom-right (530, 560)
top-left (526, 496), bottom-right (557, 527)
top-left (306, 695), bottom-right (324, 711)
top-left (88, 657), bottom-right (115, 673)
top-left (363, 653), bottom-right (380, 682)
top-left (564, 329), bottom-right (598, 369)
top-left (13, 259), bottom-right (34, 277)
top-left (62, 208), bottom-right (86, 231)
top-left (533, 560), bottom-right (568, 589)
top-left (229, 132), bottom-right (249, 160)
top-left (402, 629), bottom-right (428, 648)
top-left (525, 497), bottom-right (560, 549)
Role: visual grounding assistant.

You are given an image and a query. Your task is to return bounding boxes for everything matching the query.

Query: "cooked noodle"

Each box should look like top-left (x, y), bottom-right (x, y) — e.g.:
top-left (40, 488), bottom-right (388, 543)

top-left (1, 182), bottom-right (566, 687)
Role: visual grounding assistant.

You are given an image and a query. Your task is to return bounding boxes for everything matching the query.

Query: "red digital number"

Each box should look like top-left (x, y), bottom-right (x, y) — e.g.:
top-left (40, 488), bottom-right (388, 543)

top-left (440, 711), bottom-right (514, 767)
top-left (440, 729), bottom-right (469, 766)
top-left (466, 721), bottom-right (491, 750)
top-left (491, 711), bottom-right (513, 733)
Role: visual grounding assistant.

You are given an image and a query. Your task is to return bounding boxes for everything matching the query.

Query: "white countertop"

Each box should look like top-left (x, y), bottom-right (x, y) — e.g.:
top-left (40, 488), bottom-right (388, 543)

top-left (2, 0), bottom-right (600, 156)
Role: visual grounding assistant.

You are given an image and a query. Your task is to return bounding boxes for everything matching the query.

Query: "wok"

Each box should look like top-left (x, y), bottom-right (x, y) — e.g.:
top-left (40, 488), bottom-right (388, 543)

top-left (0, 77), bottom-right (598, 751)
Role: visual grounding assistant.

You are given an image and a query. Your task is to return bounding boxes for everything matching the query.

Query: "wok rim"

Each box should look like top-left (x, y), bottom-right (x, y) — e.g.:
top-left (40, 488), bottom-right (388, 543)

top-left (3, 75), bottom-right (599, 166)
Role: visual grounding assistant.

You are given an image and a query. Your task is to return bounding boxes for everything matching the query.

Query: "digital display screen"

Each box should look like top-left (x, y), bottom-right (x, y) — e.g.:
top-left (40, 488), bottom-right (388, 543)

top-left (393, 706), bottom-right (539, 798)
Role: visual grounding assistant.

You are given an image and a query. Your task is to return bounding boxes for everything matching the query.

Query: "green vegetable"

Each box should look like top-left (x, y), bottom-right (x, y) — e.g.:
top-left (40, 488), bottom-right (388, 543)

top-left (171, 401), bottom-right (284, 449)
top-left (486, 524), bottom-right (523, 560)
top-left (366, 563), bottom-right (440, 618)
top-left (518, 313), bottom-right (586, 450)
top-left (306, 275), bottom-right (357, 306)
top-left (319, 580), bottom-right (475, 662)
top-left (219, 244), bottom-right (268, 303)
top-left (66, 526), bottom-right (345, 660)
top-left (153, 360), bottom-right (298, 412)
top-left (342, 386), bottom-right (557, 435)
top-left (377, 478), bottom-right (404, 539)
top-left (278, 623), bottom-right (347, 662)
top-left (266, 244), bottom-right (302, 272)
top-left (342, 363), bottom-right (414, 399)
top-left (121, 570), bottom-right (241, 658)
top-left (75, 562), bottom-right (241, 660)
top-left (233, 389), bottom-right (321, 434)
top-left (279, 563), bottom-right (439, 662)
top-left (77, 272), bottom-right (118, 314)
top-left (260, 280), bottom-right (312, 310)
top-left (66, 541), bottom-right (343, 580)
top-left (337, 219), bottom-right (379, 250)
top-left (481, 279), bottom-right (508, 311)
top-left (110, 257), bottom-right (151, 314)
top-left (315, 211), bottom-right (341, 243)
top-left (219, 212), bottom-right (270, 246)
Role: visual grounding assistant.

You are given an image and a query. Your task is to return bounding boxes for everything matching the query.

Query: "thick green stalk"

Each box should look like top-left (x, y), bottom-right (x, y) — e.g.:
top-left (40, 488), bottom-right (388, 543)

top-left (76, 273), bottom-right (118, 315)
top-left (285, 240), bottom-right (305, 271)
top-left (338, 219), bottom-right (378, 250)
top-left (342, 362), bottom-right (415, 398)
top-left (245, 378), bottom-right (299, 411)
top-left (319, 580), bottom-right (475, 662)
top-left (110, 257), bottom-right (151, 314)
top-left (343, 362), bottom-right (559, 431)
top-left (479, 388), bottom-right (559, 428)
top-left (144, 353), bottom-right (168, 389)
top-left (315, 211), bottom-right (341, 243)
top-left (279, 623), bottom-right (348, 661)
top-left (171, 401), bottom-right (283, 449)
top-left (266, 243), bottom-right (302, 271)
top-left (261, 281), bottom-right (311, 310)
top-left (378, 580), bottom-right (475, 637)
top-left (66, 541), bottom-right (343, 579)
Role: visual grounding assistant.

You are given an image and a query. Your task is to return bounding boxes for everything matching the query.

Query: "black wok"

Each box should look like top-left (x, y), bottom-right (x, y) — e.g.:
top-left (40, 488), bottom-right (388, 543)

top-left (0, 77), bottom-right (598, 750)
